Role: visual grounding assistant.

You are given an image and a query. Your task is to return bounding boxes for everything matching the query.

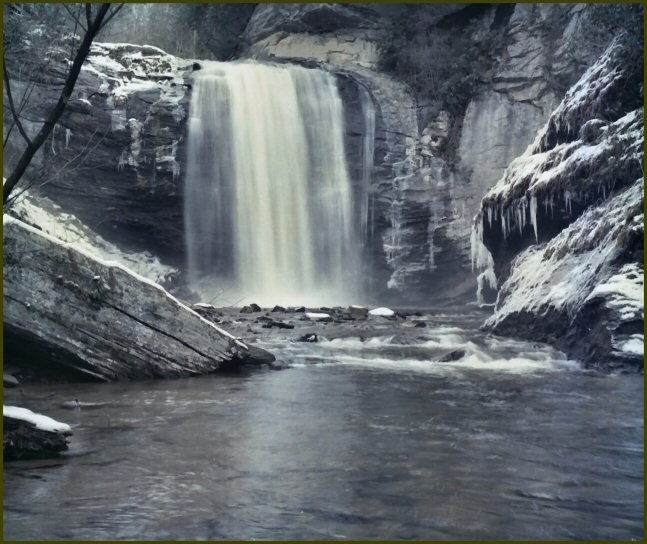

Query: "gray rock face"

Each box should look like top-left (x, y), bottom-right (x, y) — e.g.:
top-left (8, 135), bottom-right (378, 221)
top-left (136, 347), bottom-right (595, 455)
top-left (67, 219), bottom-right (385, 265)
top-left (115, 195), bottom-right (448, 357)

top-left (243, 3), bottom-right (381, 45)
top-left (446, 4), bottom-right (589, 287)
top-left (4, 43), bottom-right (193, 267)
top-left (4, 216), bottom-right (248, 381)
top-left (4, 5), bottom-right (604, 306)
top-left (474, 43), bottom-right (644, 370)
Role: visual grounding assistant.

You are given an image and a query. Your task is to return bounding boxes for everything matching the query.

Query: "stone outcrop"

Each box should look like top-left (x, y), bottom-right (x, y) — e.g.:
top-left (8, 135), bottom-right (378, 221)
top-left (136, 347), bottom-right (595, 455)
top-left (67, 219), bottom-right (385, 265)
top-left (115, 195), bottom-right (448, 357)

top-left (473, 42), bottom-right (644, 370)
top-left (4, 42), bottom-right (193, 267)
top-left (4, 216), bottom-right (249, 381)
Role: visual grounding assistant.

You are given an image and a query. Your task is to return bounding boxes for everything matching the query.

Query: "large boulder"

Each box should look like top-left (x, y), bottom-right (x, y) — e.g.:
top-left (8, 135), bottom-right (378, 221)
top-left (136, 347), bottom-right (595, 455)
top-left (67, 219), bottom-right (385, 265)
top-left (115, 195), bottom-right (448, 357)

top-left (4, 216), bottom-right (249, 381)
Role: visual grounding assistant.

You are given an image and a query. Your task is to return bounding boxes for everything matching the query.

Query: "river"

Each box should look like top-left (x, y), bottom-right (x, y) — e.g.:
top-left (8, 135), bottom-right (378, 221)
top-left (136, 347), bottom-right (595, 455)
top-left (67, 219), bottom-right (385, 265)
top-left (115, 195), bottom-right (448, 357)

top-left (4, 311), bottom-right (644, 540)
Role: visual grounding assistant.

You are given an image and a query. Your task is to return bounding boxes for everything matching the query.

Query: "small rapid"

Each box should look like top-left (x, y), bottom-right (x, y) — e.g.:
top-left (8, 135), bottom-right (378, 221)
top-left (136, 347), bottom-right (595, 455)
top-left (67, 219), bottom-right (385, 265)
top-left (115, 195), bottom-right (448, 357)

top-left (5, 315), bottom-right (642, 541)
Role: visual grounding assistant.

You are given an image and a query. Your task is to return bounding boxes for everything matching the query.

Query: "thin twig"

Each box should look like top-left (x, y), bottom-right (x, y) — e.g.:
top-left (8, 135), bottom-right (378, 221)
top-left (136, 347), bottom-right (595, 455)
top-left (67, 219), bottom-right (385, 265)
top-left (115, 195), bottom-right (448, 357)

top-left (98, 4), bottom-right (125, 32)
top-left (62, 3), bottom-right (87, 33)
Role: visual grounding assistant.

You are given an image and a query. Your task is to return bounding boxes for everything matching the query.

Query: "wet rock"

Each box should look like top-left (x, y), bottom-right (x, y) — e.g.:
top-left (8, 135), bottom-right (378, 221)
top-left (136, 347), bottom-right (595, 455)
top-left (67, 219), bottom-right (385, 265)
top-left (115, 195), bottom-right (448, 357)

top-left (414, 322), bottom-right (427, 328)
top-left (296, 333), bottom-right (322, 343)
top-left (271, 305), bottom-right (287, 312)
top-left (347, 305), bottom-right (368, 317)
top-left (261, 320), bottom-right (295, 330)
top-left (240, 303), bottom-right (262, 313)
top-left (231, 344), bottom-right (276, 366)
top-left (269, 360), bottom-right (291, 371)
top-left (438, 349), bottom-right (466, 362)
top-left (4, 415), bottom-right (71, 461)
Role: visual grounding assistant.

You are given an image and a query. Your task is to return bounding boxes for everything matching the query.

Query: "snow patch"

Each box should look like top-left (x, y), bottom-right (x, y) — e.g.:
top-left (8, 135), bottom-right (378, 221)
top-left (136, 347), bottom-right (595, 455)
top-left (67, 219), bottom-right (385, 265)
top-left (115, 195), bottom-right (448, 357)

top-left (4, 406), bottom-right (71, 434)
top-left (618, 335), bottom-right (644, 356)
top-left (369, 307), bottom-right (395, 317)
top-left (305, 312), bottom-right (331, 320)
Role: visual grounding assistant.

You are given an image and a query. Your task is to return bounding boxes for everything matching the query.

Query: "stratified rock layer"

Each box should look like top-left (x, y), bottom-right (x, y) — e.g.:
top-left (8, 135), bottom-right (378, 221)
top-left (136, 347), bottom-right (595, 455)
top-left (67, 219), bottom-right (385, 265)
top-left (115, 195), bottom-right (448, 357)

top-left (4, 216), bottom-right (247, 381)
top-left (474, 43), bottom-right (644, 370)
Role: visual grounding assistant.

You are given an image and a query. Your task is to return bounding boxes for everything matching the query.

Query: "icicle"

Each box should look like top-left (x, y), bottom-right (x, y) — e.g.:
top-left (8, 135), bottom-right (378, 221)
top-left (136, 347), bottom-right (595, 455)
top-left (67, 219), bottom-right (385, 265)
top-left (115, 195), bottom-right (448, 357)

top-left (51, 124), bottom-right (57, 156)
top-left (564, 189), bottom-right (572, 214)
top-left (117, 149), bottom-right (128, 172)
top-left (549, 192), bottom-right (554, 217)
top-left (524, 199), bottom-right (528, 230)
top-left (516, 204), bottom-right (523, 236)
top-left (530, 194), bottom-right (538, 242)
top-left (470, 219), bottom-right (480, 272)
top-left (471, 216), bottom-right (497, 305)
top-left (65, 128), bottom-right (72, 149)
top-left (487, 206), bottom-right (493, 228)
top-left (476, 274), bottom-right (485, 305)
top-left (171, 140), bottom-right (180, 180)
top-left (427, 220), bottom-right (435, 270)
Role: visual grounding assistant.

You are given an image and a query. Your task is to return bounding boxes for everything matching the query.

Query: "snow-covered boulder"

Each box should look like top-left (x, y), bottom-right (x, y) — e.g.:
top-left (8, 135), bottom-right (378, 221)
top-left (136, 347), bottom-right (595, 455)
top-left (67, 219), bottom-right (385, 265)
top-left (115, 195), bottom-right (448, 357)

top-left (4, 406), bottom-right (72, 460)
top-left (4, 216), bottom-right (249, 381)
top-left (472, 41), bottom-right (644, 370)
top-left (488, 182), bottom-right (643, 370)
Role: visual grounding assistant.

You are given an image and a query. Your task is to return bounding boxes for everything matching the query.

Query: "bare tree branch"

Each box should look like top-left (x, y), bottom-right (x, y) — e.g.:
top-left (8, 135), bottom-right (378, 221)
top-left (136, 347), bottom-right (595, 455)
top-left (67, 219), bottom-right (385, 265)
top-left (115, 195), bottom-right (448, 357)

top-left (3, 60), bottom-right (32, 146)
top-left (4, 3), bottom-right (112, 205)
top-left (62, 3), bottom-right (87, 33)
top-left (99, 4), bottom-right (126, 32)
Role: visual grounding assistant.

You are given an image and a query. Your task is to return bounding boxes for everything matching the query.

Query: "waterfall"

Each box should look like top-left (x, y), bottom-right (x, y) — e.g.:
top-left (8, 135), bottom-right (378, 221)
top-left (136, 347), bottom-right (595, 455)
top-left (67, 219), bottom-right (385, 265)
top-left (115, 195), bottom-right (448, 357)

top-left (184, 61), bottom-right (360, 306)
top-left (359, 85), bottom-right (376, 245)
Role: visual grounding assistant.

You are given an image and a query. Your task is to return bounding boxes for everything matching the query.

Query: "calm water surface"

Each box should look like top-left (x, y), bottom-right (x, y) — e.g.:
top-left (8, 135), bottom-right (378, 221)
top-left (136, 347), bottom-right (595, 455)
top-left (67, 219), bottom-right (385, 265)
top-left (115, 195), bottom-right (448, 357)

top-left (4, 320), bottom-right (644, 540)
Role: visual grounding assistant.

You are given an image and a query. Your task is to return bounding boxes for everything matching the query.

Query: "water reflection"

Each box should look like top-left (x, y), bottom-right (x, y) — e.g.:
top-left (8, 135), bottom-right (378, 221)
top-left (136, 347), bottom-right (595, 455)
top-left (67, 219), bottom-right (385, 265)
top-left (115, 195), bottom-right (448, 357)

top-left (4, 326), bottom-right (644, 540)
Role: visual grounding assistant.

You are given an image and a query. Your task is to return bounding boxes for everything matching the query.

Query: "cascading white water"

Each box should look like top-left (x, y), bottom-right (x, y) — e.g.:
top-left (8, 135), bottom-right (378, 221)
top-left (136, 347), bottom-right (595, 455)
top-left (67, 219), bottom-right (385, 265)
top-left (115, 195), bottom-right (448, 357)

top-left (359, 85), bottom-right (376, 245)
top-left (184, 61), bottom-right (360, 306)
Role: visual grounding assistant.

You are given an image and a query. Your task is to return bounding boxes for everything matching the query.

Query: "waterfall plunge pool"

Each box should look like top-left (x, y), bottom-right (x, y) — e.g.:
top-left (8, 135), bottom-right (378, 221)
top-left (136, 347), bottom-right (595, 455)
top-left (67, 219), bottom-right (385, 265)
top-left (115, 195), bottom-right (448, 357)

top-left (4, 309), bottom-right (643, 540)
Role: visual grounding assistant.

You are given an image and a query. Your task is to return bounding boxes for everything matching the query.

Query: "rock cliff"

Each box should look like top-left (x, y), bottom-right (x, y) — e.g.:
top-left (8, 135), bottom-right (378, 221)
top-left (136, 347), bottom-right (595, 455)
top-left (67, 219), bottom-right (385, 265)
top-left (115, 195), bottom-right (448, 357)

top-left (3, 3), bottom-right (628, 307)
top-left (239, 3), bottom-right (597, 303)
top-left (4, 41), bottom-right (193, 267)
top-left (472, 42), bottom-right (643, 370)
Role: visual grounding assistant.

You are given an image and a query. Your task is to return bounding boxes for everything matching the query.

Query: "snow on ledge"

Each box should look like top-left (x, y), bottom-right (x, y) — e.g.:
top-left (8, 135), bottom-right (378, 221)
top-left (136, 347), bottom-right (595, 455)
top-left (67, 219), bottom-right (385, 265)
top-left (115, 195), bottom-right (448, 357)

top-left (4, 406), bottom-right (72, 434)
top-left (8, 192), bottom-right (176, 285)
